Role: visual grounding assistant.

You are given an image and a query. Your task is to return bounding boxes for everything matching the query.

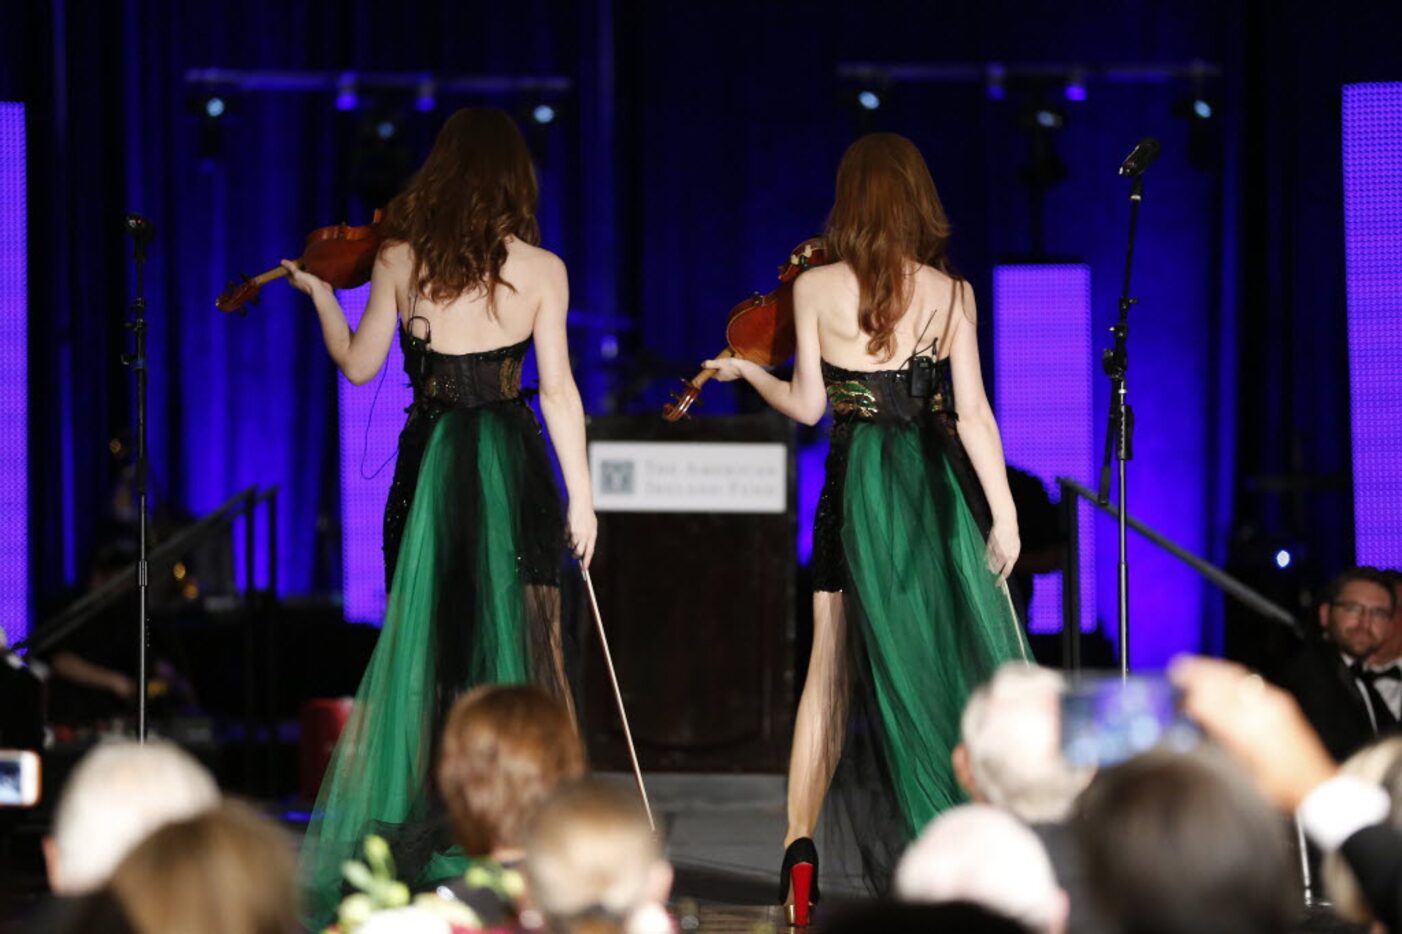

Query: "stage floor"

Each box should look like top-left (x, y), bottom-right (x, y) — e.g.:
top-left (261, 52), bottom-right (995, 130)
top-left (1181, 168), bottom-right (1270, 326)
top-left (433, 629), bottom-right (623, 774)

top-left (596, 771), bottom-right (867, 930)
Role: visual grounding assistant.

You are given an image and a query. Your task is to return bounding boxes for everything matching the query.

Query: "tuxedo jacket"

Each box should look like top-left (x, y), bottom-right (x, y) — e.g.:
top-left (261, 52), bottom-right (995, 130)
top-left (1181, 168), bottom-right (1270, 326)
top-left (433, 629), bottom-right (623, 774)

top-left (1342, 822), bottom-right (1402, 931)
top-left (1272, 642), bottom-right (1386, 762)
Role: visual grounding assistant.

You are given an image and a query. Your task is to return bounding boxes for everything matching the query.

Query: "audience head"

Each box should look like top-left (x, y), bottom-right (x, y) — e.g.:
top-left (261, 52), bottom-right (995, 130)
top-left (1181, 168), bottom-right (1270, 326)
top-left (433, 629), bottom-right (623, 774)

top-left (436, 684), bottom-right (585, 857)
top-left (1319, 566), bottom-right (1394, 661)
top-left (953, 663), bottom-right (1093, 824)
top-left (46, 739), bottom-right (219, 894)
top-left (895, 804), bottom-right (1067, 934)
top-left (524, 780), bottom-right (671, 934)
top-left (1369, 569), bottom-right (1402, 666)
top-left (106, 799), bottom-right (298, 934)
top-left (1321, 736), bottom-right (1402, 924)
top-left (1073, 748), bottom-right (1295, 934)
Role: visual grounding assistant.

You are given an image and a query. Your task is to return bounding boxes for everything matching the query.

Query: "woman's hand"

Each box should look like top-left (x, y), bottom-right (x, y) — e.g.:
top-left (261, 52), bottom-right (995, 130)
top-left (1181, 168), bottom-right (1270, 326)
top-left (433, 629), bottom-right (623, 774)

top-left (280, 259), bottom-right (332, 297)
top-left (701, 356), bottom-right (754, 383)
top-left (986, 520), bottom-right (1020, 583)
top-left (568, 501), bottom-right (598, 569)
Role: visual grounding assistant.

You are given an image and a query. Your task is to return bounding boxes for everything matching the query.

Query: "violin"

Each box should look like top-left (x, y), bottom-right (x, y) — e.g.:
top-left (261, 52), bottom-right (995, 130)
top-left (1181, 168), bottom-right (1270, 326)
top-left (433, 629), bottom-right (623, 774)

top-left (215, 210), bottom-right (385, 314)
top-left (662, 238), bottom-right (831, 421)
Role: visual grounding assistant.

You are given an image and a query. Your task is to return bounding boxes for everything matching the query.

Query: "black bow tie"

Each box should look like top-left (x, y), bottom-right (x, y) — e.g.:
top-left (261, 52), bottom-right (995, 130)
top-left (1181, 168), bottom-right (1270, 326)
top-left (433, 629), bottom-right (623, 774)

top-left (1352, 662), bottom-right (1402, 683)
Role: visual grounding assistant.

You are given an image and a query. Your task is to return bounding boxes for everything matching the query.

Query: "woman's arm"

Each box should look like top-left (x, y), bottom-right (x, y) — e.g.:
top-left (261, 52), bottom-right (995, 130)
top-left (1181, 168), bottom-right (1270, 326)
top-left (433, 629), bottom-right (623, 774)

top-left (703, 272), bottom-right (828, 426)
top-left (281, 246), bottom-right (402, 385)
top-left (948, 283), bottom-right (1020, 581)
top-left (532, 254), bottom-right (597, 567)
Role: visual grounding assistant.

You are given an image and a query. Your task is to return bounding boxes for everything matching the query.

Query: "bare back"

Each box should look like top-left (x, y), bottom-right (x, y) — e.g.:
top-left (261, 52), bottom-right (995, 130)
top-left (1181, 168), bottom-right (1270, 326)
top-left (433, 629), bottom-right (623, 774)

top-left (383, 237), bottom-right (560, 354)
top-left (805, 262), bottom-right (968, 371)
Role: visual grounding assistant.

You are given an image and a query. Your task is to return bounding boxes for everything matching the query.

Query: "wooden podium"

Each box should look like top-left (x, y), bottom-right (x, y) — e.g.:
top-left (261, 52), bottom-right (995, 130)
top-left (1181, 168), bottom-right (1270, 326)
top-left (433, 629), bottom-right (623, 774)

top-left (579, 413), bottom-right (795, 773)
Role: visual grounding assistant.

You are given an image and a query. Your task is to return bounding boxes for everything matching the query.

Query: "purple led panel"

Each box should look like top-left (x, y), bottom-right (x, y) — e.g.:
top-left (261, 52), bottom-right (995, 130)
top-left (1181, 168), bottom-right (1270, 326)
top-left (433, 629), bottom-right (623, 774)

top-left (993, 264), bottom-right (1095, 633)
top-left (338, 285), bottom-right (412, 623)
top-left (0, 104), bottom-right (27, 645)
top-left (1344, 84), bottom-right (1402, 568)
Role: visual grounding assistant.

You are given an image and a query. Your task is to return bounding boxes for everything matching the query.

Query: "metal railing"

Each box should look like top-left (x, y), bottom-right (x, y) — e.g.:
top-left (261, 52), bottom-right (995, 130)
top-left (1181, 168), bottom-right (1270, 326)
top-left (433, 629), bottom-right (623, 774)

top-left (1056, 477), bottom-right (1301, 670)
top-left (18, 486), bottom-right (281, 794)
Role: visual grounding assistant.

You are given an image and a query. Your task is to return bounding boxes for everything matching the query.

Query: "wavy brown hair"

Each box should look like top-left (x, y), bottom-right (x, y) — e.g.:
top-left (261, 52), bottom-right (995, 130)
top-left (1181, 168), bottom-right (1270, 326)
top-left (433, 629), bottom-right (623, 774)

top-left (437, 684), bottom-right (586, 856)
top-left (381, 108), bottom-right (540, 313)
top-left (824, 133), bottom-right (960, 361)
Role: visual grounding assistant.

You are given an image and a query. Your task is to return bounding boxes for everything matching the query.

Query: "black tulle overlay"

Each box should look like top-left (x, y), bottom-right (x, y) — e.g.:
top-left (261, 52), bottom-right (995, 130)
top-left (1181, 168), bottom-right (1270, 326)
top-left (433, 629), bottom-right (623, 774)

top-left (810, 361), bottom-right (1028, 892)
top-left (299, 333), bottom-right (571, 928)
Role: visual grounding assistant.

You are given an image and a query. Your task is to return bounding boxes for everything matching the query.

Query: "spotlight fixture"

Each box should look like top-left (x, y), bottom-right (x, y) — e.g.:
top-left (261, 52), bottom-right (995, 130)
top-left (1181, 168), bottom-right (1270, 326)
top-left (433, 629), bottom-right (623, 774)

top-left (531, 103), bottom-right (556, 125)
top-left (335, 72), bottom-right (358, 112)
top-left (1274, 549), bottom-right (1292, 570)
top-left (414, 77), bottom-right (436, 113)
top-left (1033, 107), bottom-right (1064, 129)
top-left (375, 119), bottom-right (397, 140)
top-left (857, 89), bottom-right (882, 111)
top-left (204, 96), bottom-right (226, 118)
top-left (1064, 69), bottom-right (1087, 103)
top-left (985, 64), bottom-right (1007, 101)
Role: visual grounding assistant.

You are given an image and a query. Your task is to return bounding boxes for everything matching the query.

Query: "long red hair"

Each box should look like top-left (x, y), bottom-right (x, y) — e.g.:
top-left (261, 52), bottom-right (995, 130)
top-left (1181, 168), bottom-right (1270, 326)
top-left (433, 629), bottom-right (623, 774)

top-left (824, 133), bottom-right (960, 361)
top-left (381, 108), bottom-right (540, 314)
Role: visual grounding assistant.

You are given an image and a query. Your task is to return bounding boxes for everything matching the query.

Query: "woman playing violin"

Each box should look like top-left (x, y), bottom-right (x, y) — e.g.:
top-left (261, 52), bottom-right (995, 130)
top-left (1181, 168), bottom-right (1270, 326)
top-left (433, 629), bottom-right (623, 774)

top-left (283, 107), bottom-right (596, 927)
top-left (704, 132), bottom-right (1028, 921)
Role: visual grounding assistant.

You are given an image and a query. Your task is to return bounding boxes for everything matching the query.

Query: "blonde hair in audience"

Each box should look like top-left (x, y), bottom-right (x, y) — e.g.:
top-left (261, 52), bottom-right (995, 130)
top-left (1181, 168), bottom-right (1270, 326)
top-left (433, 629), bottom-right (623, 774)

top-left (49, 739), bottom-right (219, 893)
top-left (525, 780), bottom-right (670, 934)
top-left (108, 799), bottom-right (299, 934)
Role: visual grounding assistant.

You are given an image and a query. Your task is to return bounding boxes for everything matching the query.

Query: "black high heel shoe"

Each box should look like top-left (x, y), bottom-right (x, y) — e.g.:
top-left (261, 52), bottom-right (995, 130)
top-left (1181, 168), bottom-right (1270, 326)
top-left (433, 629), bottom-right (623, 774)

top-left (778, 837), bottom-right (820, 926)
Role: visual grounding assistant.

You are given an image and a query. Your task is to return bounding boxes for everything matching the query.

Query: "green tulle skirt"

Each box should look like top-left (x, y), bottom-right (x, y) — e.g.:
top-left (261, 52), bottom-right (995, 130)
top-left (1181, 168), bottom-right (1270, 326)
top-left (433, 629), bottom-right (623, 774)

top-left (823, 415), bottom-right (1029, 888)
top-left (298, 403), bottom-right (568, 928)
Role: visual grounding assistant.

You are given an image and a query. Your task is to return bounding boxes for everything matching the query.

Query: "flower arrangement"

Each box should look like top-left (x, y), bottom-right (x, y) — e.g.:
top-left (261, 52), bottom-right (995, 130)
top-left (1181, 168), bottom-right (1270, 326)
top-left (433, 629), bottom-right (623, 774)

top-left (324, 835), bottom-right (519, 934)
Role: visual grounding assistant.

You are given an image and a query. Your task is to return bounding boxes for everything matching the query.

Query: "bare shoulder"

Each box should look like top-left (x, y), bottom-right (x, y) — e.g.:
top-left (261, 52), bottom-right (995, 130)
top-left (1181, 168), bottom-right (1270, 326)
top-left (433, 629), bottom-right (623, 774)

top-left (506, 239), bottom-right (567, 284)
top-left (376, 239), bottom-right (413, 272)
top-left (919, 265), bottom-right (975, 322)
top-left (794, 261), bottom-right (854, 302)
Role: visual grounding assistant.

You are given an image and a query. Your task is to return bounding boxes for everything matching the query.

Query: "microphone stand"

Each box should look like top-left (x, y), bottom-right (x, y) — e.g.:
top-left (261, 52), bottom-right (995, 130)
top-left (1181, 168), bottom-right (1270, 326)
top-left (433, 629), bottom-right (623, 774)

top-left (1098, 173), bottom-right (1144, 679)
top-left (123, 215), bottom-right (154, 742)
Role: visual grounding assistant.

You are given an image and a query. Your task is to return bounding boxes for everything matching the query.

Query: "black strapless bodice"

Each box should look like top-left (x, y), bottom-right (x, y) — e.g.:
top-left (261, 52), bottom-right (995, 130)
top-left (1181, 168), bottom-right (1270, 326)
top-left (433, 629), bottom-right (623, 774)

top-left (400, 329), bottom-right (530, 410)
top-left (821, 358), bottom-right (956, 424)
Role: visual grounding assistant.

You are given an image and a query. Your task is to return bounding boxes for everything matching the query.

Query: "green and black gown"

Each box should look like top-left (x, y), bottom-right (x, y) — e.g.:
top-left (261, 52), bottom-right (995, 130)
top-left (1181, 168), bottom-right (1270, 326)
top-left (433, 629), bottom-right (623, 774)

top-left (299, 327), bottom-right (570, 927)
top-left (812, 358), bottom-right (1029, 890)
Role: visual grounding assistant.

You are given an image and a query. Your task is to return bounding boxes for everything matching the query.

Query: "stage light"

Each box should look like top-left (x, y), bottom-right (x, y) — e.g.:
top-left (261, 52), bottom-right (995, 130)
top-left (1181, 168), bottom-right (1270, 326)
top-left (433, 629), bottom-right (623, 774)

top-left (985, 64), bottom-right (1007, 101)
top-left (994, 264), bottom-right (1095, 635)
top-left (1274, 549), bottom-right (1292, 569)
top-left (414, 78), bottom-right (436, 113)
top-left (1034, 108), bottom-right (1064, 129)
top-left (1193, 98), bottom-right (1213, 119)
top-left (600, 334), bottom-right (619, 360)
top-left (1064, 70), bottom-right (1087, 103)
top-left (375, 119), bottom-right (396, 140)
top-left (204, 96), bottom-right (226, 118)
top-left (335, 73), bottom-right (358, 112)
top-left (857, 90), bottom-right (881, 111)
top-left (531, 103), bottom-right (556, 125)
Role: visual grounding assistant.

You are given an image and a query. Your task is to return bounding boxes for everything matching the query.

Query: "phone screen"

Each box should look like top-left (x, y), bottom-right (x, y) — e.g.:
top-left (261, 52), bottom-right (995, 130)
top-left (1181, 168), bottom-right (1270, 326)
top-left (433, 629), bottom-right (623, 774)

top-left (0, 757), bottom-right (23, 805)
top-left (1060, 673), bottom-right (1199, 768)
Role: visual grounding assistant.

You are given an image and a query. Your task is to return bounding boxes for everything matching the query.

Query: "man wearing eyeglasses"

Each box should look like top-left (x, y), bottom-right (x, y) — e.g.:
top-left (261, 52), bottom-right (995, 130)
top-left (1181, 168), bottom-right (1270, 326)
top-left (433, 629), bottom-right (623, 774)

top-left (1365, 570), bottom-right (1402, 722)
top-left (1274, 567), bottom-right (1398, 761)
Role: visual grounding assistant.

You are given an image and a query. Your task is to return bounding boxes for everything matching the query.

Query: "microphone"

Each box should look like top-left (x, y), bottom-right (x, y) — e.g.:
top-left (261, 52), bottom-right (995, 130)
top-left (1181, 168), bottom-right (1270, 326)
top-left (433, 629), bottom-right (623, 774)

top-left (124, 213), bottom-right (156, 243)
top-left (1118, 137), bottom-right (1161, 177)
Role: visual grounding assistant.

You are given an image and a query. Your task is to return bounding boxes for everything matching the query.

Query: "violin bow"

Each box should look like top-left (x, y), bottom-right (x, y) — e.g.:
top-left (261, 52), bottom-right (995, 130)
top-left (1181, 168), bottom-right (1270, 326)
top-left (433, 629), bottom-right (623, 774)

top-left (579, 565), bottom-right (656, 832)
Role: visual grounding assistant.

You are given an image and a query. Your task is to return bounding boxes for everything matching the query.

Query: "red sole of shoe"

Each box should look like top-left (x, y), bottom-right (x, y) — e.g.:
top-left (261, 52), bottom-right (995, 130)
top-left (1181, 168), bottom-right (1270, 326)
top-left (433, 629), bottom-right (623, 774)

top-left (787, 862), bottom-right (814, 927)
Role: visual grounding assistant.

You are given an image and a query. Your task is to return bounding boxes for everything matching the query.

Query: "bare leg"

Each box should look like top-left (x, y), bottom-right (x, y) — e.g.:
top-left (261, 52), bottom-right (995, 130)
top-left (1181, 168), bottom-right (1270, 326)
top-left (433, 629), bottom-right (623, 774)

top-left (527, 583), bottom-right (577, 726)
top-left (785, 590), bottom-right (849, 847)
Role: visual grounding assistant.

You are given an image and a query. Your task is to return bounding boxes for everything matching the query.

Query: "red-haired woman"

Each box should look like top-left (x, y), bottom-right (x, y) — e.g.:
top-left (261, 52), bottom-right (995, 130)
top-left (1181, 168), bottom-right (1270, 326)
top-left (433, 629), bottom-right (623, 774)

top-left (283, 108), bottom-right (595, 926)
top-left (705, 133), bottom-right (1028, 920)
